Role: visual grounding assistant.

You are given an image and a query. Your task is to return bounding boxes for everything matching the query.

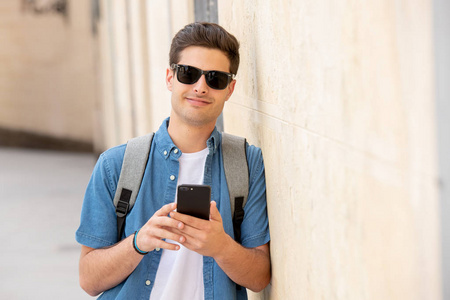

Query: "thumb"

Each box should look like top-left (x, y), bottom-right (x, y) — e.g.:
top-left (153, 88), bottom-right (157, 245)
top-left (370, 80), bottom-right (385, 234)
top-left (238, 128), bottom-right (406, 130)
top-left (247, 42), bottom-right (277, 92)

top-left (210, 201), bottom-right (222, 221)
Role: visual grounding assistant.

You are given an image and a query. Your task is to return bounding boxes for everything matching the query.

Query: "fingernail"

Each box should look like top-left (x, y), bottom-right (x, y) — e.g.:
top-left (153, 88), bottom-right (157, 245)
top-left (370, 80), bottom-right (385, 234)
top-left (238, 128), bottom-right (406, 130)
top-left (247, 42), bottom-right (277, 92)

top-left (178, 222), bottom-right (183, 229)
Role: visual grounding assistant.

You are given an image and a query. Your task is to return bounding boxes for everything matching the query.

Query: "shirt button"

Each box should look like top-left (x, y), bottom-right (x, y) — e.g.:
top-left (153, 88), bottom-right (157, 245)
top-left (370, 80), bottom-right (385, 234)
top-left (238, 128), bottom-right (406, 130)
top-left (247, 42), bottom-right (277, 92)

top-left (174, 149), bottom-right (179, 154)
top-left (163, 150), bottom-right (168, 156)
top-left (145, 280), bottom-right (151, 286)
top-left (155, 247), bottom-right (160, 251)
top-left (170, 175), bottom-right (175, 181)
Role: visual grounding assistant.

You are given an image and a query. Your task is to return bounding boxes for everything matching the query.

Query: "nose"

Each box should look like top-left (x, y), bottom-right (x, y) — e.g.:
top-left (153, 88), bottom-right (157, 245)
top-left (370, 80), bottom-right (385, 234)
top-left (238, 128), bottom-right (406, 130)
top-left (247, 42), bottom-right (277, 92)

top-left (193, 74), bottom-right (208, 94)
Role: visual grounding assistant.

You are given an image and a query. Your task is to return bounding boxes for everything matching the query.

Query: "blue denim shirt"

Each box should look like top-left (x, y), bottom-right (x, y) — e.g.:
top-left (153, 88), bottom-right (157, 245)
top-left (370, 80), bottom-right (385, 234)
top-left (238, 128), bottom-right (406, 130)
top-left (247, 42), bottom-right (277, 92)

top-left (76, 118), bottom-right (270, 300)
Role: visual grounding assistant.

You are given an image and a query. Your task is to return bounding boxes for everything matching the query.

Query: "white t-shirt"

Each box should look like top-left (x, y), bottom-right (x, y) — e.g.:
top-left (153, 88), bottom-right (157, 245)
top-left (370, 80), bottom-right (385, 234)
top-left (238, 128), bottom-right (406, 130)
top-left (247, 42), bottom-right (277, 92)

top-left (150, 148), bottom-right (209, 300)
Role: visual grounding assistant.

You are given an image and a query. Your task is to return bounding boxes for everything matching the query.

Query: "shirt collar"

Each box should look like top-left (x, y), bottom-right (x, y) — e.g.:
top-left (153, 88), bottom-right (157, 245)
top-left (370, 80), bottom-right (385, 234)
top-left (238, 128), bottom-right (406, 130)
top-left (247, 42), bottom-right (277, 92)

top-left (154, 117), bottom-right (221, 157)
top-left (207, 126), bottom-right (220, 154)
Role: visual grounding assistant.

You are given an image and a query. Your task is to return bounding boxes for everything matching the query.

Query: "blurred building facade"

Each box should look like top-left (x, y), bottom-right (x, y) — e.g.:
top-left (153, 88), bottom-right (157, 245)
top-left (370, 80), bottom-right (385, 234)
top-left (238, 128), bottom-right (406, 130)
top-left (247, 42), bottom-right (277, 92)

top-left (0, 0), bottom-right (97, 151)
top-left (1, 0), bottom-right (448, 299)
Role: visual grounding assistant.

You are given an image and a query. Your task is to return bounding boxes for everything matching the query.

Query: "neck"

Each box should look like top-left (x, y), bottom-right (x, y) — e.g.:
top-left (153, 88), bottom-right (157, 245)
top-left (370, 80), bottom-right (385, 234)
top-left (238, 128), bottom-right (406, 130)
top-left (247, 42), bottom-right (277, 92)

top-left (167, 114), bottom-right (215, 153)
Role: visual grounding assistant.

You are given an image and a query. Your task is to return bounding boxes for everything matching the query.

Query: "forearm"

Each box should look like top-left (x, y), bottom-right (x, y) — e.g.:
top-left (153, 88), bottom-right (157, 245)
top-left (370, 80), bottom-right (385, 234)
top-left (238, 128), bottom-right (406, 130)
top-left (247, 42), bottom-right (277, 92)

top-left (79, 235), bottom-right (144, 296)
top-left (214, 236), bottom-right (271, 292)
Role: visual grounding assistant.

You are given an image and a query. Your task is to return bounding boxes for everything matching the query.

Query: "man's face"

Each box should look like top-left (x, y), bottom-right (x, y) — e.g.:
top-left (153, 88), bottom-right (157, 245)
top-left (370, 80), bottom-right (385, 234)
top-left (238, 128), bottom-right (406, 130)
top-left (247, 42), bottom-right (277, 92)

top-left (166, 46), bottom-right (236, 128)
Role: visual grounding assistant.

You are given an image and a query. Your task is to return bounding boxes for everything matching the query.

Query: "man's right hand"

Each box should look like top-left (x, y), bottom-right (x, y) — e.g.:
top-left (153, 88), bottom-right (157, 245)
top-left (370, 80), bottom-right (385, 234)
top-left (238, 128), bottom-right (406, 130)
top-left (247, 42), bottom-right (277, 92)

top-left (135, 202), bottom-right (186, 252)
top-left (79, 202), bottom-right (184, 296)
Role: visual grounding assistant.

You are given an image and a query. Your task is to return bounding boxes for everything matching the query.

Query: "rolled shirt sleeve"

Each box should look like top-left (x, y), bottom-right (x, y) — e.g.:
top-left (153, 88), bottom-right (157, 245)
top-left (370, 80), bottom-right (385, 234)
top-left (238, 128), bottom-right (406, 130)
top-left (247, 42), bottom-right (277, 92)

top-left (239, 144), bottom-right (270, 249)
top-left (76, 145), bottom-right (126, 248)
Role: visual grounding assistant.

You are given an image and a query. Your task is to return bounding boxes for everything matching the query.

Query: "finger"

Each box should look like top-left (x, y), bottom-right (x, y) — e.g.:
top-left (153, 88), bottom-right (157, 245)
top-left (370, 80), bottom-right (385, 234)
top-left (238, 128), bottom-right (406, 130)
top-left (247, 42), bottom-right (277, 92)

top-left (170, 218), bottom-right (209, 246)
top-left (138, 226), bottom-right (185, 251)
top-left (209, 201), bottom-right (222, 222)
top-left (151, 227), bottom-right (185, 243)
top-left (155, 202), bottom-right (177, 217)
top-left (162, 220), bottom-right (184, 231)
top-left (162, 226), bottom-right (183, 236)
top-left (166, 224), bottom-right (196, 240)
top-left (153, 215), bottom-right (184, 230)
top-left (145, 208), bottom-right (182, 229)
top-left (156, 239), bottom-right (181, 251)
top-left (170, 211), bottom-right (205, 230)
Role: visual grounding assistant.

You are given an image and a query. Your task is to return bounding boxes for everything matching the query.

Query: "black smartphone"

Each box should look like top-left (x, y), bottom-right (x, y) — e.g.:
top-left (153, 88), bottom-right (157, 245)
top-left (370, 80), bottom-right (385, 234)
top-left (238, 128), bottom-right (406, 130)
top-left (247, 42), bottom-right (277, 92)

top-left (177, 184), bottom-right (211, 220)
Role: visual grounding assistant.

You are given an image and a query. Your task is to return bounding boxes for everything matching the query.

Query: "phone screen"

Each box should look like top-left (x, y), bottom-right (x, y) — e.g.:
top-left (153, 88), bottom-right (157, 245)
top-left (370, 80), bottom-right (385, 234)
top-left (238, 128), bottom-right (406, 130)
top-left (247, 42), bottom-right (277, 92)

top-left (177, 184), bottom-right (211, 220)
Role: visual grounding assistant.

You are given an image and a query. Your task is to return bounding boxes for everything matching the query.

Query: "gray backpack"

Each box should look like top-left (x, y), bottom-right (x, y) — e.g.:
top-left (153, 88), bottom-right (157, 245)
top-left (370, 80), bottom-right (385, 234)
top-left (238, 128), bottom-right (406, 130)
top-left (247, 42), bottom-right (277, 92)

top-left (113, 132), bottom-right (249, 244)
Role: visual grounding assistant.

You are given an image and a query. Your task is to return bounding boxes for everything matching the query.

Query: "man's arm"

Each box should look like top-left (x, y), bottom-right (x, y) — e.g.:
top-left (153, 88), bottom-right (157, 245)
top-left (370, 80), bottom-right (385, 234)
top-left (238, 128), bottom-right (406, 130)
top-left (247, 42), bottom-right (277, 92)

top-left (213, 239), bottom-right (270, 292)
top-left (79, 236), bottom-right (143, 296)
top-left (79, 203), bottom-right (185, 296)
top-left (170, 201), bottom-right (271, 292)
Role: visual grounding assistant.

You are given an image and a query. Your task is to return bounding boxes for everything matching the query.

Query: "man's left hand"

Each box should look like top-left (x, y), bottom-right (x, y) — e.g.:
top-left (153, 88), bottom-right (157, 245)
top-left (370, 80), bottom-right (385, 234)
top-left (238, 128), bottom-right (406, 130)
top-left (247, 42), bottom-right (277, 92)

top-left (169, 201), bottom-right (232, 257)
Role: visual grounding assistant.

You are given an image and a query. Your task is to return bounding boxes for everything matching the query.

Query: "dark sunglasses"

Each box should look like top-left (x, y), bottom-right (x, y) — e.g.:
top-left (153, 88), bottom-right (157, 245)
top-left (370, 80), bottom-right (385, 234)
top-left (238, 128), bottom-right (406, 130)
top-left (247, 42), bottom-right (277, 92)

top-left (171, 64), bottom-right (235, 90)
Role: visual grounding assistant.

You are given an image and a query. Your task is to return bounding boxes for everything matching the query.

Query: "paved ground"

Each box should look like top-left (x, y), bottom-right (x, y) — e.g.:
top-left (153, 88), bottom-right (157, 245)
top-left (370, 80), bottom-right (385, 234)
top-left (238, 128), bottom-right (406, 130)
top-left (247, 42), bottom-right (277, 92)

top-left (0, 147), bottom-right (96, 299)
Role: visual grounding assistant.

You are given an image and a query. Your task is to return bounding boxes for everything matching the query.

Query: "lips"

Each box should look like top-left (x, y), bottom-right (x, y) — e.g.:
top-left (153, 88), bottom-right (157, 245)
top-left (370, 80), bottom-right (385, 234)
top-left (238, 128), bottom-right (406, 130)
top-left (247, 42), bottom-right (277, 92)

top-left (186, 97), bottom-right (211, 107)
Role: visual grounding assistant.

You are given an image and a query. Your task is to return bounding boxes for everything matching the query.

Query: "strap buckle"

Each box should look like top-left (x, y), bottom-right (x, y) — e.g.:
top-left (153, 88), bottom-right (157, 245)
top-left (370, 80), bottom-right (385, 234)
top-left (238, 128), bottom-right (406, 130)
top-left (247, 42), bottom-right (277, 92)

top-left (115, 188), bottom-right (132, 217)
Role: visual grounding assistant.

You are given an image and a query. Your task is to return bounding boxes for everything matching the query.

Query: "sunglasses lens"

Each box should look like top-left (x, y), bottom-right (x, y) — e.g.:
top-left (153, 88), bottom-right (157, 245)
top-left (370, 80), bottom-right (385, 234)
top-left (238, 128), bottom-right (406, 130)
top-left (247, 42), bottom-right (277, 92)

top-left (177, 65), bottom-right (201, 84)
top-left (175, 65), bottom-right (232, 90)
top-left (205, 71), bottom-right (229, 90)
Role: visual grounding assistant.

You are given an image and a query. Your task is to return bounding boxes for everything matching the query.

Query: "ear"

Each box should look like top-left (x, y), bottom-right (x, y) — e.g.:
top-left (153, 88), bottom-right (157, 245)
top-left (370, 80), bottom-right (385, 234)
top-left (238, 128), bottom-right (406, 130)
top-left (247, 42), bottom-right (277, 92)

top-left (225, 79), bottom-right (236, 102)
top-left (166, 68), bottom-right (174, 91)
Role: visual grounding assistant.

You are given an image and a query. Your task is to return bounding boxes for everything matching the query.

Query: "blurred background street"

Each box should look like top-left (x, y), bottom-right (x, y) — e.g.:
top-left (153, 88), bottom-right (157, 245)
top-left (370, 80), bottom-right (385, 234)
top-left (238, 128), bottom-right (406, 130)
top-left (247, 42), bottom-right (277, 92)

top-left (0, 147), bottom-right (95, 299)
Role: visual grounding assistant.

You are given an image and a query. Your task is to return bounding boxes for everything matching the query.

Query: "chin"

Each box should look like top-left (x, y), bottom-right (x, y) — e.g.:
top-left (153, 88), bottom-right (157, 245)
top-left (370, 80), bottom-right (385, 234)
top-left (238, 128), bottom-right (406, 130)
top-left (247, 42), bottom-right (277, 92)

top-left (184, 114), bottom-right (217, 128)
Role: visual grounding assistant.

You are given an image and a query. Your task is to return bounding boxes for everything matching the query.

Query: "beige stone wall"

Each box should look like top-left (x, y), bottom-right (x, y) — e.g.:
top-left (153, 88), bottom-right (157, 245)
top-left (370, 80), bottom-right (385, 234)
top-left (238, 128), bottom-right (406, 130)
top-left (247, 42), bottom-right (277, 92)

top-left (219, 1), bottom-right (441, 299)
top-left (0, 0), bottom-right (96, 143)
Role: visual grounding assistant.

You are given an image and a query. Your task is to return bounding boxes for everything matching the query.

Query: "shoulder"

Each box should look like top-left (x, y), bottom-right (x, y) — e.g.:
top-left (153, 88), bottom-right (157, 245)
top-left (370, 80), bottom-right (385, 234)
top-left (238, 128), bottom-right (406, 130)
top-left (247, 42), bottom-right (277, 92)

top-left (244, 142), bottom-right (265, 188)
top-left (99, 143), bottom-right (126, 163)
top-left (95, 144), bottom-right (127, 176)
top-left (245, 143), bottom-right (262, 158)
top-left (245, 143), bottom-right (264, 167)
top-left (102, 143), bottom-right (126, 155)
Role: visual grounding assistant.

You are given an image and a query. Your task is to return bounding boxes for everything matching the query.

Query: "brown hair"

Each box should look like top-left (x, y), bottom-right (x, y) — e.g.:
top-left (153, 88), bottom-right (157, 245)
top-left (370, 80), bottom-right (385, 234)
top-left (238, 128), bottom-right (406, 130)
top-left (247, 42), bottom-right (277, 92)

top-left (169, 22), bottom-right (240, 75)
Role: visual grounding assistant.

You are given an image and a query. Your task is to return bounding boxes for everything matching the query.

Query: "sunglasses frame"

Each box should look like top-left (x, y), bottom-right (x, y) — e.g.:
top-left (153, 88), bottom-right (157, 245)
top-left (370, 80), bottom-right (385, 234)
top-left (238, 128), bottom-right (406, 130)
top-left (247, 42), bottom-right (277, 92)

top-left (171, 64), bottom-right (236, 90)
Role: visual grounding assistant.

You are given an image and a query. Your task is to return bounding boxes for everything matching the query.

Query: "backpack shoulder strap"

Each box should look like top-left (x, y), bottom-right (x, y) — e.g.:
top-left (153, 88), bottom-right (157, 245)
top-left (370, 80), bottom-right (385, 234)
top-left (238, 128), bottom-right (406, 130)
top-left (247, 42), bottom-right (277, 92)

top-left (113, 133), bottom-right (154, 241)
top-left (222, 132), bottom-right (249, 291)
top-left (221, 132), bottom-right (249, 241)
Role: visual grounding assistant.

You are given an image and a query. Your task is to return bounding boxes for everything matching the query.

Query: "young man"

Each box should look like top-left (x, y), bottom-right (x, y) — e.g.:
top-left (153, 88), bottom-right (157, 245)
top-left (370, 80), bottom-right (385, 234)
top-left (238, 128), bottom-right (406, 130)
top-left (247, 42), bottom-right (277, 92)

top-left (76, 22), bottom-right (270, 299)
